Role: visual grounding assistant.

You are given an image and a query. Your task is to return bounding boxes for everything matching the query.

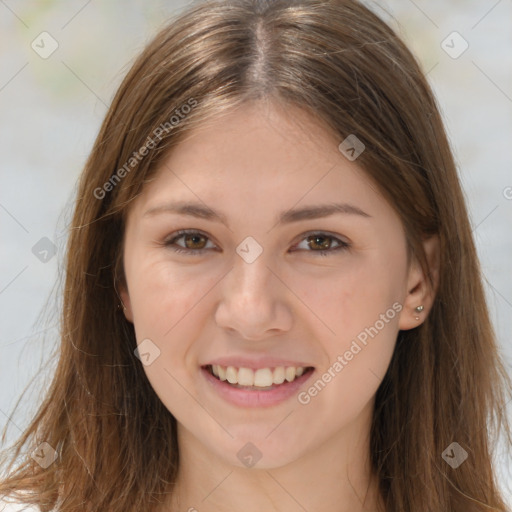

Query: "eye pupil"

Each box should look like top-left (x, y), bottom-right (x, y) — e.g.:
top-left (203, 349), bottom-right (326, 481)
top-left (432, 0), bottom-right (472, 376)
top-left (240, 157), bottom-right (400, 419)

top-left (185, 234), bottom-right (206, 249)
top-left (308, 235), bottom-right (330, 250)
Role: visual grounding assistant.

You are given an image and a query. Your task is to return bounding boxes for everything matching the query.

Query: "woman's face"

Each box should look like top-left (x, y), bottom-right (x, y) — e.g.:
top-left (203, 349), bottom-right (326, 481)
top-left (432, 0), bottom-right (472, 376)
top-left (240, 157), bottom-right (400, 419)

top-left (121, 101), bottom-right (419, 469)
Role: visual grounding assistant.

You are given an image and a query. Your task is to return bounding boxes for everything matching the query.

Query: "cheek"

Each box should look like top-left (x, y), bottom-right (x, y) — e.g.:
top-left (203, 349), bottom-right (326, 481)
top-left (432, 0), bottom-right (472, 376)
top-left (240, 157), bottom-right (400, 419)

top-left (125, 255), bottom-right (220, 392)
top-left (126, 258), bottom-right (221, 415)
top-left (294, 251), bottom-right (405, 409)
top-left (127, 256), bottom-right (215, 339)
top-left (295, 249), bottom-right (406, 343)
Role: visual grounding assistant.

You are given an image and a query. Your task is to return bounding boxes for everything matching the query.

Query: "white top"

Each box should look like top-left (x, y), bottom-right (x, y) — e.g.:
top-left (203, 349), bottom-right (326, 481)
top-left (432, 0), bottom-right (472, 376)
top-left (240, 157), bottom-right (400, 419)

top-left (0, 498), bottom-right (42, 511)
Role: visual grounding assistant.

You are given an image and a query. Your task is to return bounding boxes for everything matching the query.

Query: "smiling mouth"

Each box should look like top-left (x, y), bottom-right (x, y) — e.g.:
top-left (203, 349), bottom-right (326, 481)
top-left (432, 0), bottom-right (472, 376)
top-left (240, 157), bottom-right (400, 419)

top-left (203, 364), bottom-right (315, 390)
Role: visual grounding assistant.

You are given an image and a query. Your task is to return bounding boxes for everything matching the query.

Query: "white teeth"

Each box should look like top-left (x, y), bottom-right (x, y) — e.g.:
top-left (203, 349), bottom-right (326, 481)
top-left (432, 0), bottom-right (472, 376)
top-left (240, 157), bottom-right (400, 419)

top-left (273, 366), bottom-right (285, 384)
top-left (209, 365), bottom-right (308, 387)
top-left (238, 367), bottom-right (254, 386)
top-left (226, 366), bottom-right (237, 384)
top-left (254, 368), bottom-right (273, 387)
top-left (285, 367), bottom-right (296, 382)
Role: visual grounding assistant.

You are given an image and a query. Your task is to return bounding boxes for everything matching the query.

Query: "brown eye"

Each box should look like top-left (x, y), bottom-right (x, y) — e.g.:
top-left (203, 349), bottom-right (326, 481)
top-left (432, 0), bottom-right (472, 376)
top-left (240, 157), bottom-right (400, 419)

top-left (183, 233), bottom-right (208, 249)
top-left (165, 230), bottom-right (216, 255)
top-left (307, 235), bottom-right (332, 251)
top-left (293, 232), bottom-right (350, 256)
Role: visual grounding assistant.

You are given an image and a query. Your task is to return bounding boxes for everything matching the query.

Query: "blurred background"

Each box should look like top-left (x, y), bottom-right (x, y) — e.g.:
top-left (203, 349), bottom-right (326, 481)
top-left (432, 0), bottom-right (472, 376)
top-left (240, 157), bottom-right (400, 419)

top-left (1, 0), bottom-right (511, 503)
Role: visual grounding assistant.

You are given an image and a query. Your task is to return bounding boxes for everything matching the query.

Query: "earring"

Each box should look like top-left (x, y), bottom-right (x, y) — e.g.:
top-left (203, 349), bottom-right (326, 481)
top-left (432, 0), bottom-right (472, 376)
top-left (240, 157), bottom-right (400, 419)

top-left (414, 304), bottom-right (424, 321)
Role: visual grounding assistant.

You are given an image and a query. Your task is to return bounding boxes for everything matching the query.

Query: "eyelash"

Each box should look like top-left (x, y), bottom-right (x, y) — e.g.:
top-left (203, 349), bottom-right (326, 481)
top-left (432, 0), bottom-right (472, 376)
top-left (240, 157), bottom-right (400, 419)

top-left (163, 229), bottom-right (350, 257)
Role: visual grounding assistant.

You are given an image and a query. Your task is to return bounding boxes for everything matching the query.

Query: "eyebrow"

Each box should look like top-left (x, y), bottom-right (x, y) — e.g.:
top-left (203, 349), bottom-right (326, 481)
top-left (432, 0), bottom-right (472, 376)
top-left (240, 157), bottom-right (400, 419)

top-left (143, 201), bottom-right (371, 227)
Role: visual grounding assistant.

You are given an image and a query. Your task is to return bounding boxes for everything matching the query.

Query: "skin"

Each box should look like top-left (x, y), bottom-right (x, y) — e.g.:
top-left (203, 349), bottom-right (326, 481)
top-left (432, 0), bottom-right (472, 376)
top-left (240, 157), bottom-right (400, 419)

top-left (120, 100), bottom-right (439, 512)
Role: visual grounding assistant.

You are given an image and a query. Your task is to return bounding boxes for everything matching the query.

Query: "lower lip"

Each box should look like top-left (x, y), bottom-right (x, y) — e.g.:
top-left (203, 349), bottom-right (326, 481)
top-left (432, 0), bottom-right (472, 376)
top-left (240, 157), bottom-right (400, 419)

top-left (201, 366), bottom-right (315, 408)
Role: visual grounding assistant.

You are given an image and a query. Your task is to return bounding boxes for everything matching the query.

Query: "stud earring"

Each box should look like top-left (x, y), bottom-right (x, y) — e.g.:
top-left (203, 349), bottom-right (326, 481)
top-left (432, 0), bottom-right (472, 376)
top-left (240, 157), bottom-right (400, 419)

top-left (414, 304), bottom-right (424, 321)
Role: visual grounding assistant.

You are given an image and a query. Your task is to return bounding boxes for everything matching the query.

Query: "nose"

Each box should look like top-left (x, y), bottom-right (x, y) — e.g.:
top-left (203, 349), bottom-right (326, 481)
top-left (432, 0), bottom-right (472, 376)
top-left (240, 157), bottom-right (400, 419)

top-left (214, 252), bottom-right (293, 341)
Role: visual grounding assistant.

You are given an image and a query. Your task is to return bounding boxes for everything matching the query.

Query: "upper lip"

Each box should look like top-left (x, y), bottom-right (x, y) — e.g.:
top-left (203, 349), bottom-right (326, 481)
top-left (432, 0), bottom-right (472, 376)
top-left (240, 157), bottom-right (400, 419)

top-left (203, 357), bottom-right (314, 370)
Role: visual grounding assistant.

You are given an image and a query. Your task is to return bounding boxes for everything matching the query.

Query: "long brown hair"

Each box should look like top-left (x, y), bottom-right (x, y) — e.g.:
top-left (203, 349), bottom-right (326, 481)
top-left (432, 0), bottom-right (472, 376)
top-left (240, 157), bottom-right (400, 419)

top-left (1, 0), bottom-right (510, 510)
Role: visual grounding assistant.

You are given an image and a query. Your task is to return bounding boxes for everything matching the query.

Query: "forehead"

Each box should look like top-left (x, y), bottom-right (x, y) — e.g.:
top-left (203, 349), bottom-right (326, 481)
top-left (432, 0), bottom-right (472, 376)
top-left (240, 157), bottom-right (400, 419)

top-left (128, 101), bottom-right (391, 225)
top-left (171, 101), bottom-right (340, 171)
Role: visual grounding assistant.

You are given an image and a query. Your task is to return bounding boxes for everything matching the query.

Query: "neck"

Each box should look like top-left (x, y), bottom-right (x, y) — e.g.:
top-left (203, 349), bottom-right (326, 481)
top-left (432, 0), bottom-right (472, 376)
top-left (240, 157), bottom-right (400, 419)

top-left (164, 404), bottom-right (383, 512)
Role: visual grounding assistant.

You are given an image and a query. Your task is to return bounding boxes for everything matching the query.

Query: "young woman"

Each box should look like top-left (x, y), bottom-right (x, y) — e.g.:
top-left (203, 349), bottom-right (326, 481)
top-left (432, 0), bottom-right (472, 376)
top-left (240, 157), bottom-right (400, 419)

top-left (1, 0), bottom-right (510, 510)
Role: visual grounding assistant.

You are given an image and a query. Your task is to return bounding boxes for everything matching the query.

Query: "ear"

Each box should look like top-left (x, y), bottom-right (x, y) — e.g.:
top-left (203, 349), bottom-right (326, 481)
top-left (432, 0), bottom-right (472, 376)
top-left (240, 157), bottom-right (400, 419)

top-left (119, 284), bottom-right (134, 323)
top-left (398, 235), bottom-right (440, 330)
